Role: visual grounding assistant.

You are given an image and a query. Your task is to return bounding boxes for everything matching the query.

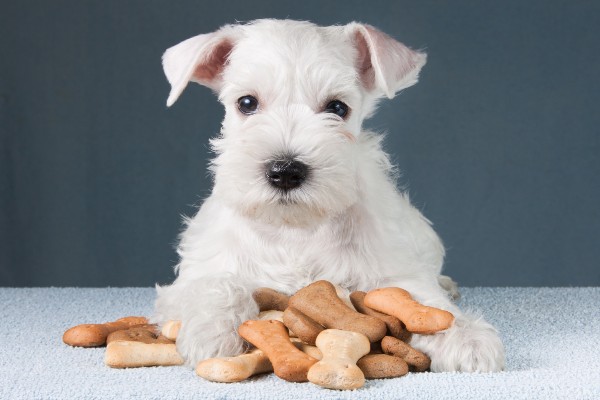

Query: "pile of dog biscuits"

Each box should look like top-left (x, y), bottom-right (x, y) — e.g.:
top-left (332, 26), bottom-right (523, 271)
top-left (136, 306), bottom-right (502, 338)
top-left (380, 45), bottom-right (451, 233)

top-left (62, 280), bottom-right (454, 390)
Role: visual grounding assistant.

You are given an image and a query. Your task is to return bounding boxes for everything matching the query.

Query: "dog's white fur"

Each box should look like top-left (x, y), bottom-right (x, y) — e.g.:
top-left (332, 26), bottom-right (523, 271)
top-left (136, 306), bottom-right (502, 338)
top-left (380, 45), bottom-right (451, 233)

top-left (154, 19), bottom-right (505, 372)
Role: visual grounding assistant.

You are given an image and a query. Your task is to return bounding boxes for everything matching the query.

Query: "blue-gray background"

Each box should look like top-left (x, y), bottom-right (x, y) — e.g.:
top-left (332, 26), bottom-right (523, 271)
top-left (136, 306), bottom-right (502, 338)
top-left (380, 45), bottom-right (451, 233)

top-left (1, 1), bottom-right (599, 287)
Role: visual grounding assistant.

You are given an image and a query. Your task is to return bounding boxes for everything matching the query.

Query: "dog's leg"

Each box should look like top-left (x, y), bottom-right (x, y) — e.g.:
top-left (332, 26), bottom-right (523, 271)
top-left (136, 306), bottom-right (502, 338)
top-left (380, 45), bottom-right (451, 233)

top-left (385, 277), bottom-right (505, 372)
top-left (153, 274), bottom-right (259, 367)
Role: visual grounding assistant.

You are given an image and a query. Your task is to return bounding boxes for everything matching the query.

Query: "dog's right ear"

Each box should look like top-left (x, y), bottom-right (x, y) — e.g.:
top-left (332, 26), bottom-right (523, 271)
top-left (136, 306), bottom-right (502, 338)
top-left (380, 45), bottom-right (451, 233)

top-left (163, 26), bottom-right (239, 107)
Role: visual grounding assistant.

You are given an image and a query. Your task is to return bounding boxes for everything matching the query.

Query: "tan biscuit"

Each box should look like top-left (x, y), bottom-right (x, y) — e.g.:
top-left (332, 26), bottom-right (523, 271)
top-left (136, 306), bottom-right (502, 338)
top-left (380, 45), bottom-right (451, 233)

top-left (283, 307), bottom-right (324, 345)
top-left (252, 288), bottom-right (290, 312)
top-left (257, 310), bottom-right (284, 323)
top-left (307, 329), bottom-right (371, 390)
top-left (105, 326), bottom-right (184, 368)
top-left (195, 348), bottom-right (272, 382)
top-left (196, 341), bottom-right (322, 383)
top-left (238, 319), bottom-right (318, 382)
top-left (364, 287), bottom-right (454, 334)
top-left (333, 285), bottom-right (356, 311)
top-left (106, 325), bottom-right (165, 344)
top-left (63, 316), bottom-right (149, 347)
top-left (288, 280), bottom-right (387, 342)
top-left (161, 320), bottom-right (181, 341)
top-left (290, 339), bottom-right (323, 361)
top-left (350, 291), bottom-right (412, 342)
top-left (381, 336), bottom-right (431, 372)
top-left (357, 353), bottom-right (409, 379)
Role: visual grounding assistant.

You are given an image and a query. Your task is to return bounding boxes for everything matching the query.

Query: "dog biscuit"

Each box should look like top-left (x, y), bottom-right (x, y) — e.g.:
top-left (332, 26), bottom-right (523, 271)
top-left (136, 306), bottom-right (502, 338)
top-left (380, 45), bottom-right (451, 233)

top-left (238, 319), bottom-right (318, 382)
top-left (381, 335), bottom-right (431, 372)
top-left (105, 326), bottom-right (184, 368)
top-left (63, 316), bottom-right (148, 347)
top-left (288, 280), bottom-right (387, 342)
top-left (350, 291), bottom-right (412, 342)
top-left (364, 287), bottom-right (454, 334)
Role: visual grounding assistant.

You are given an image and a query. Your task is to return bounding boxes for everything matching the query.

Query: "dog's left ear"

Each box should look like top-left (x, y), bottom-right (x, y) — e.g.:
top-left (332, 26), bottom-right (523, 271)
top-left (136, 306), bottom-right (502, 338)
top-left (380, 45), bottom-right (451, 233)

top-left (162, 25), bottom-right (239, 107)
top-left (347, 23), bottom-right (427, 99)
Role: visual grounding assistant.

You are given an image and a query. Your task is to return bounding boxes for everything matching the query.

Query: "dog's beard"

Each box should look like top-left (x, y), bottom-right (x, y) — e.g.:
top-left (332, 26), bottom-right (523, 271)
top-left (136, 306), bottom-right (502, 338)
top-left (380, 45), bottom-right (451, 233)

top-left (231, 182), bottom-right (344, 227)
top-left (241, 201), bottom-right (327, 227)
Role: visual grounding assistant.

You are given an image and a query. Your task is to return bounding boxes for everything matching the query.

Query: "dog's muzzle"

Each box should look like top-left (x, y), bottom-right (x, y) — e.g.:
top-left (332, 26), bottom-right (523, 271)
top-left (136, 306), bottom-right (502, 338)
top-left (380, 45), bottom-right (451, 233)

top-left (265, 159), bottom-right (308, 191)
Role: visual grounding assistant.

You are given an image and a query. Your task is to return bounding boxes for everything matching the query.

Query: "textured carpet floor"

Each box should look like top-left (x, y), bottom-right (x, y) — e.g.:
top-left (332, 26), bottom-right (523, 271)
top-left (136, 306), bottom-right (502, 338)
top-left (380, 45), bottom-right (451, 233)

top-left (0, 287), bottom-right (598, 399)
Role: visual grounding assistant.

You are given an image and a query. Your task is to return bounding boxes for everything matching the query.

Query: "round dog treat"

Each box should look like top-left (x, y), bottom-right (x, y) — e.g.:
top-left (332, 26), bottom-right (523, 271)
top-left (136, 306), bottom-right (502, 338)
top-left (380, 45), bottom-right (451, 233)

top-left (63, 316), bottom-right (149, 347)
top-left (381, 336), bottom-right (431, 372)
top-left (105, 326), bottom-right (184, 368)
top-left (238, 319), bottom-right (318, 382)
top-left (307, 329), bottom-right (371, 390)
top-left (161, 320), bottom-right (181, 341)
top-left (288, 281), bottom-right (387, 342)
top-left (350, 291), bottom-right (412, 342)
top-left (252, 288), bottom-right (290, 312)
top-left (283, 307), bottom-right (324, 345)
top-left (364, 287), bottom-right (454, 334)
top-left (357, 354), bottom-right (409, 379)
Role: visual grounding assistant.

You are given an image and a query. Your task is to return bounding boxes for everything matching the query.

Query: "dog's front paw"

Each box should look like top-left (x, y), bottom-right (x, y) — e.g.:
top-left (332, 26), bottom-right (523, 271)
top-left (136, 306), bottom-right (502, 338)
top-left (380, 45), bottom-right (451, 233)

top-left (411, 315), bottom-right (505, 372)
top-left (176, 316), bottom-right (247, 367)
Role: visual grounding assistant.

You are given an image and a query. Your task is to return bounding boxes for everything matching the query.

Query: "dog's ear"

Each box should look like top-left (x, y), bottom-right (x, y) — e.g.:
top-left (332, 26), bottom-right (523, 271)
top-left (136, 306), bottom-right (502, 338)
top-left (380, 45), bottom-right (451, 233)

top-left (348, 23), bottom-right (427, 99)
top-left (162, 26), bottom-right (238, 107)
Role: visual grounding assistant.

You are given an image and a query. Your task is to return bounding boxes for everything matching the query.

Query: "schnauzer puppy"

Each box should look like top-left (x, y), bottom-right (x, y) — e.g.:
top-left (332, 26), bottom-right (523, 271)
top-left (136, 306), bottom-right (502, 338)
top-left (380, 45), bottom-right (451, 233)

top-left (154, 19), bottom-right (505, 372)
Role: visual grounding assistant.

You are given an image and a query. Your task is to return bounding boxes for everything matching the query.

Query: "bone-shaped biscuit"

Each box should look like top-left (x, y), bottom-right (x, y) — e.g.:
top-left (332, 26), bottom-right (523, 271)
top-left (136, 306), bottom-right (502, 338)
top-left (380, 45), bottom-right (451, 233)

top-left (364, 287), bottom-right (454, 334)
top-left (350, 291), bottom-right (412, 342)
top-left (63, 316), bottom-right (148, 347)
top-left (288, 281), bottom-right (386, 342)
top-left (252, 288), bottom-right (290, 311)
top-left (195, 340), bottom-right (322, 382)
top-left (307, 329), bottom-right (371, 390)
top-left (381, 335), bottom-right (431, 372)
top-left (357, 353), bottom-right (408, 379)
top-left (237, 319), bottom-right (318, 382)
top-left (104, 326), bottom-right (184, 368)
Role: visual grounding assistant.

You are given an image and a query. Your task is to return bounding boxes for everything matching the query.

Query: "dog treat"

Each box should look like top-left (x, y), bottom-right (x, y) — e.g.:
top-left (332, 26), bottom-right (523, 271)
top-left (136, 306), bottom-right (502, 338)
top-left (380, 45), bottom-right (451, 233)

top-left (238, 319), bottom-right (318, 382)
top-left (288, 280), bottom-right (387, 342)
top-left (105, 326), bottom-right (184, 368)
top-left (252, 288), bottom-right (290, 312)
top-left (258, 310), bottom-right (285, 323)
top-left (381, 336), bottom-right (431, 372)
top-left (364, 287), bottom-right (454, 334)
top-left (283, 307), bottom-right (324, 345)
top-left (356, 354), bottom-right (409, 379)
top-left (290, 338), bottom-right (323, 361)
top-left (161, 320), bottom-right (181, 341)
top-left (350, 291), bottom-right (412, 343)
top-left (63, 316), bottom-right (148, 347)
top-left (195, 348), bottom-right (273, 382)
top-left (196, 341), bottom-right (323, 383)
top-left (307, 329), bottom-right (371, 390)
top-left (333, 285), bottom-right (357, 311)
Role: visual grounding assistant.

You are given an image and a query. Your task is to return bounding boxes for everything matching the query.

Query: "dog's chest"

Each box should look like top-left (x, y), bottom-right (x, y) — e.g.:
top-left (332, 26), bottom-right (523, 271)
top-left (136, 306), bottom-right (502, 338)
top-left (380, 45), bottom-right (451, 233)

top-left (238, 213), bottom-right (381, 289)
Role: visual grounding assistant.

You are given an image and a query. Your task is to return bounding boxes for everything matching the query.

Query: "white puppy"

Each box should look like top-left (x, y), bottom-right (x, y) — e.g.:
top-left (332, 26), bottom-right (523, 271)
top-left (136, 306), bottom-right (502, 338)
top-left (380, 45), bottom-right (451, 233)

top-left (154, 19), bottom-right (505, 372)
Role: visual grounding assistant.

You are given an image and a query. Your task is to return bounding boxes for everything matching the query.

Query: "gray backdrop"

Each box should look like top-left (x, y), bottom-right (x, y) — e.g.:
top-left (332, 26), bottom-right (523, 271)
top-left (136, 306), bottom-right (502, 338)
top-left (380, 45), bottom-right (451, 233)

top-left (1, 1), bottom-right (599, 287)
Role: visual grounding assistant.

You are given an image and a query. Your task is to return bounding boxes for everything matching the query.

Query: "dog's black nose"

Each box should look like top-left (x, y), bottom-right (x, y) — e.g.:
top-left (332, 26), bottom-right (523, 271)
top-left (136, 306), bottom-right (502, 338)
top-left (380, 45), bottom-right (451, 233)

top-left (266, 159), bottom-right (308, 190)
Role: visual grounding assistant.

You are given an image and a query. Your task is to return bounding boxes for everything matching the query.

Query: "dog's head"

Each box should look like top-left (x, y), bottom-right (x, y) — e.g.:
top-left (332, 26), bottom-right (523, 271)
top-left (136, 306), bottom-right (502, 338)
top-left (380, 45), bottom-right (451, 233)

top-left (163, 19), bottom-right (425, 226)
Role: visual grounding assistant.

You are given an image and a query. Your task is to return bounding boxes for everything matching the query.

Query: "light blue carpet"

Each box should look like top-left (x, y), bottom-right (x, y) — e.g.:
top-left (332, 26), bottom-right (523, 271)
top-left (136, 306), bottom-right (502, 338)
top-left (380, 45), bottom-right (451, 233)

top-left (0, 287), bottom-right (598, 399)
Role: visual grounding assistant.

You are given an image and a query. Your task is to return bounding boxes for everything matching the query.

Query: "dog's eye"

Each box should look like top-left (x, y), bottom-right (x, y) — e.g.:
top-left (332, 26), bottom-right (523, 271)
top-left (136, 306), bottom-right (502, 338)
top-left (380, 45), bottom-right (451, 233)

top-left (237, 95), bottom-right (259, 115)
top-left (324, 100), bottom-right (349, 118)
